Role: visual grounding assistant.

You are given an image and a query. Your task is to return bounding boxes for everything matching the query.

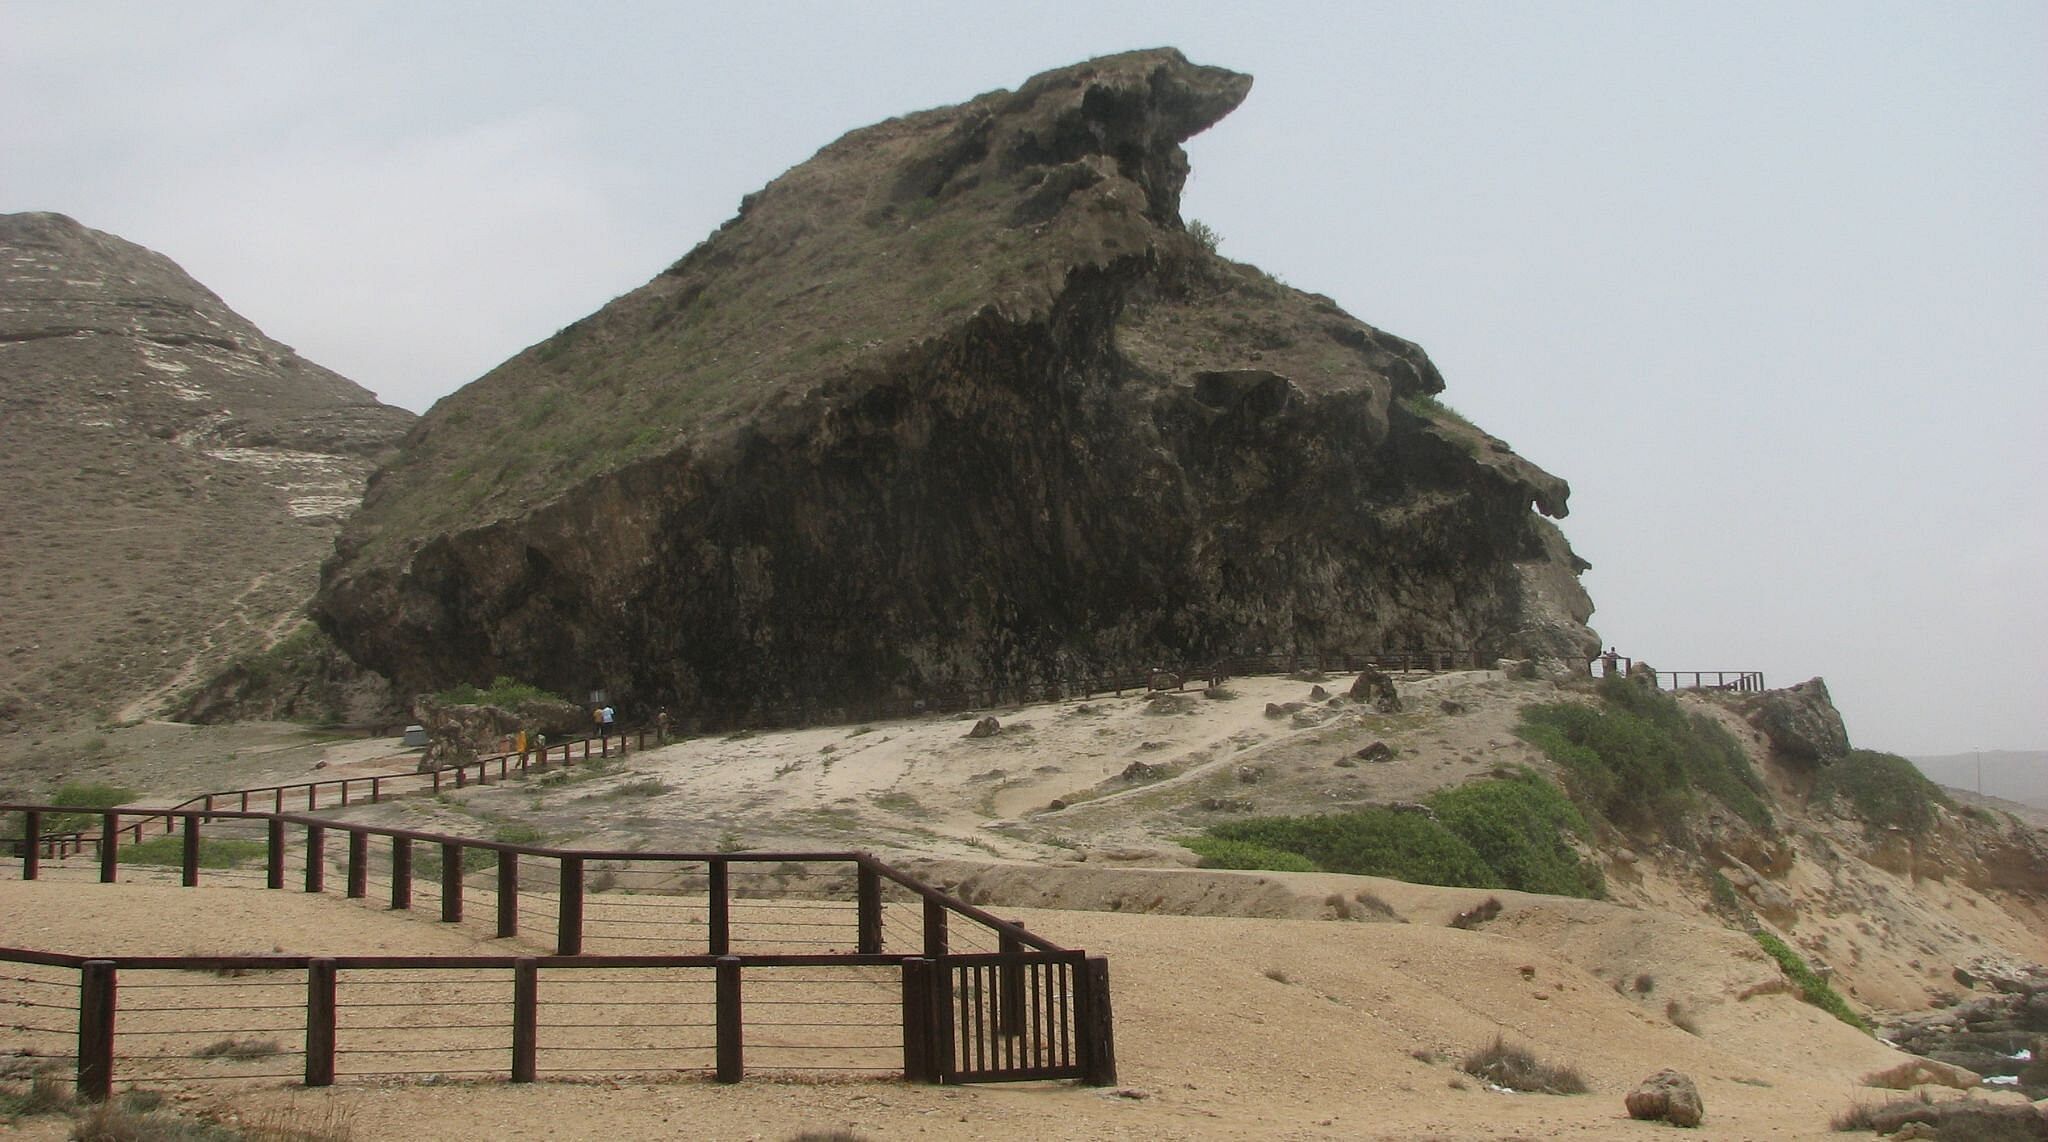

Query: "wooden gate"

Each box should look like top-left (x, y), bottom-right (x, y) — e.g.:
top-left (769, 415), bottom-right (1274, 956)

top-left (903, 952), bottom-right (1115, 1084)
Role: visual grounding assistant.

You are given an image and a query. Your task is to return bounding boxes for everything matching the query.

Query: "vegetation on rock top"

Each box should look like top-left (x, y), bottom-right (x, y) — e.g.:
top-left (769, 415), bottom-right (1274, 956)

top-left (1517, 675), bottom-right (1773, 839)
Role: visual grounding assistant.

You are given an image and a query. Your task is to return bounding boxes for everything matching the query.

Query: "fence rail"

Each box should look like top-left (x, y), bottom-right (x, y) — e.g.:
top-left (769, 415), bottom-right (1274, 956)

top-left (1, 802), bottom-right (1116, 1096)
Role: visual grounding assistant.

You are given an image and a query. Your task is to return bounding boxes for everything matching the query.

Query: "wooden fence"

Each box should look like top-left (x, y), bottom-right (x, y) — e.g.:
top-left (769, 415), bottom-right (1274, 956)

top-left (1, 804), bottom-right (1116, 1096)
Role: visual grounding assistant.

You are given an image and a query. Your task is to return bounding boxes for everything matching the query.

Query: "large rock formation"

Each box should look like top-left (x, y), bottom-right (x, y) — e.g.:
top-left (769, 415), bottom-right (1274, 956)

top-left (0, 213), bottom-right (412, 732)
top-left (314, 49), bottom-right (1597, 726)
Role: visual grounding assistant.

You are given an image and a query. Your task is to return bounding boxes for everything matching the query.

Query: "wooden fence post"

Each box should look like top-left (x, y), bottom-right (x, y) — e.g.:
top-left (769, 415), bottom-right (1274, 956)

top-left (998, 923), bottom-right (1025, 1035)
top-left (98, 812), bottom-right (118, 883)
top-left (346, 831), bottom-right (368, 899)
top-left (708, 859), bottom-right (730, 955)
top-left (511, 958), bottom-right (538, 1082)
top-left (77, 960), bottom-right (116, 1102)
top-left (1076, 955), bottom-right (1117, 1086)
top-left (923, 896), bottom-right (948, 959)
top-left (391, 837), bottom-right (413, 910)
top-left (21, 810), bottom-right (39, 880)
top-left (266, 818), bottom-right (285, 889)
top-left (181, 815), bottom-right (200, 887)
top-left (901, 957), bottom-right (939, 1083)
top-left (557, 856), bottom-right (583, 955)
top-left (856, 864), bottom-right (882, 954)
top-left (715, 956), bottom-right (743, 1083)
top-left (304, 825), bottom-right (325, 893)
top-left (497, 850), bottom-right (520, 938)
top-left (305, 959), bottom-right (336, 1087)
top-left (441, 843), bottom-right (463, 922)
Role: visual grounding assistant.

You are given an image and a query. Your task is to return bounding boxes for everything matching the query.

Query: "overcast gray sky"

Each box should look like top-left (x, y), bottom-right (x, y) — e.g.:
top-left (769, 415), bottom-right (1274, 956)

top-left (5, 1), bottom-right (2043, 757)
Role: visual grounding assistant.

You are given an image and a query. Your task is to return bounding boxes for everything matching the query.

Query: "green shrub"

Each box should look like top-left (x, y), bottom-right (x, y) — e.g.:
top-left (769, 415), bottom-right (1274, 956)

top-left (1813, 750), bottom-right (1951, 836)
top-left (1183, 771), bottom-right (1604, 897)
top-left (435, 676), bottom-right (564, 709)
top-left (1429, 770), bottom-right (1605, 898)
top-left (1518, 675), bottom-right (1773, 839)
top-left (118, 836), bottom-right (266, 869)
top-left (1201, 809), bottom-right (1493, 888)
top-left (1754, 931), bottom-right (1868, 1031)
top-left (42, 782), bottom-right (138, 834)
top-left (1181, 837), bottom-right (1316, 873)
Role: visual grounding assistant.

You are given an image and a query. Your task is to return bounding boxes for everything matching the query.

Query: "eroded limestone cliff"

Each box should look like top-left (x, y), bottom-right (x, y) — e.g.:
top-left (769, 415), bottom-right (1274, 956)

top-left (315, 49), bottom-right (1598, 723)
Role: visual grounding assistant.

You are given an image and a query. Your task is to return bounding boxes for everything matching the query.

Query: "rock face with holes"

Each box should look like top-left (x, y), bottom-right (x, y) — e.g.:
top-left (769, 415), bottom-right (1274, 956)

top-left (313, 48), bottom-right (1598, 726)
top-left (0, 212), bottom-right (412, 731)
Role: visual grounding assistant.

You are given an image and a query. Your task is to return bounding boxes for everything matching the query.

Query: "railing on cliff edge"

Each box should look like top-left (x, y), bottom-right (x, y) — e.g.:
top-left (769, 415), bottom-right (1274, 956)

top-left (1, 801), bottom-right (1117, 1096)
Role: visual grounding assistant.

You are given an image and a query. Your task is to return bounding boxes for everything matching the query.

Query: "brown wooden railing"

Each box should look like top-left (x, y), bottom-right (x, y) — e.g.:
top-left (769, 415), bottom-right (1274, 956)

top-left (1, 802), bottom-right (1116, 1096)
top-left (1569, 656), bottom-right (1765, 694)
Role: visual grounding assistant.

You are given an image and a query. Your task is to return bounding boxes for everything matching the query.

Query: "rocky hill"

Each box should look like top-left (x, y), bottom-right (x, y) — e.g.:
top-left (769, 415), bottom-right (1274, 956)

top-left (0, 212), bottom-right (412, 737)
top-left (315, 49), bottom-right (1597, 725)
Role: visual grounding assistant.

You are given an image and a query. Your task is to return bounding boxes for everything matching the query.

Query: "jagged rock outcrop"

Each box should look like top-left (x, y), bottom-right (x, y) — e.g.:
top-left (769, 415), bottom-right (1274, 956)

top-left (314, 49), bottom-right (1597, 726)
top-left (413, 692), bottom-right (588, 772)
top-left (1742, 677), bottom-right (1850, 766)
top-left (0, 213), bottom-right (412, 729)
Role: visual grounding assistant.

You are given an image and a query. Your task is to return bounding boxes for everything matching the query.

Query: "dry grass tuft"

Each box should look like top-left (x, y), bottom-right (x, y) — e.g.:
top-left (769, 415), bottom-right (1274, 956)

top-left (1352, 890), bottom-right (1399, 919)
top-left (194, 1037), bottom-right (282, 1060)
top-left (1665, 999), bottom-right (1702, 1035)
top-left (1449, 896), bottom-right (1503, 929)
top-left (1262, 966), bottom-right (1293, 984)
top-left (1460, 1035), bottom-right (1589, 1094)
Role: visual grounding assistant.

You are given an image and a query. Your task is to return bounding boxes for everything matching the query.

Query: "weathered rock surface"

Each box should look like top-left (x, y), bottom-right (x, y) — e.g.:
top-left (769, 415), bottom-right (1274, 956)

top-left (1624, 1068), bottom-right (1704, 1127)
top-left (0, 213), bottom-right (412, 731)
top-left (1742, 677), bottom-right (1850, 765)
top-left (413, 692), bottom-right (588, 772)
top-left (314, 49), bottom-right (1597, 726)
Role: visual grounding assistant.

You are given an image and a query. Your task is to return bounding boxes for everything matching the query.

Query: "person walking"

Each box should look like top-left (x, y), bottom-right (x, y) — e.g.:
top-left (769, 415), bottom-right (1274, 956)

top-left (600, 704), bottom-right (616, 755)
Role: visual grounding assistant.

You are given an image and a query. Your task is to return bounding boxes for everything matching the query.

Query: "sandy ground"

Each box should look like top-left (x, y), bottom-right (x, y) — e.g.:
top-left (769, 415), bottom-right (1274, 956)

top-left (4, 867), bottom-right (2033, 1141)
top-left (6, 671), bottom-right (2046, 1138)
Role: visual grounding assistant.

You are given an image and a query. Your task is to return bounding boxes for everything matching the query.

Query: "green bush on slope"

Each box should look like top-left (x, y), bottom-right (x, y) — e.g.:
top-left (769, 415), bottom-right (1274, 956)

top-left (1812, 749), bottom-right (1951, 836)
top-left (1183, 769), bottom-right (1603, 898)
top-left (1517, 675), bottom-right (1773, 838)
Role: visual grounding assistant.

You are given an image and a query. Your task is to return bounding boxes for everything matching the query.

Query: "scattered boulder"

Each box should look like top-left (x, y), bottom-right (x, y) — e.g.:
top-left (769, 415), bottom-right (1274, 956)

top-left (1121, 761), bottom-right (1168, 783)
top-left (966, 716), bottom-right (1001, 738)
top-left (1625, 1069), bottom-right (1704, 1127)
top-left (1265, 701), bottom-right (1307, 718)
top-left (1439, 698), bottom-right (1467, 715)
top-left (1308, 685), bottom-right (1329, 701)
top-left (1349, 666), bottom-right (1402, 713)
top-left (414, 691), bottom-right (586, 773)
top-left (1355, 741), bottom-right (1394, 763)
top-left (1146, 691), bottom-right (1197, 715)
top-left (1148, 671), bottom-right (1182, 692)
top-left (1236, 765), bottom-right (1264, 785)
top-left (1333, 757), bottom-right (1357, 768)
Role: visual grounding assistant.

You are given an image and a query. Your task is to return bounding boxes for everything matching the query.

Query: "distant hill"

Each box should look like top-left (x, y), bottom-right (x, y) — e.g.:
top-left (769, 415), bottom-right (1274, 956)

top-left (0, 212), bottom-right (412, 735)
top-left (1908, 750), bottom-right (2048, 806)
